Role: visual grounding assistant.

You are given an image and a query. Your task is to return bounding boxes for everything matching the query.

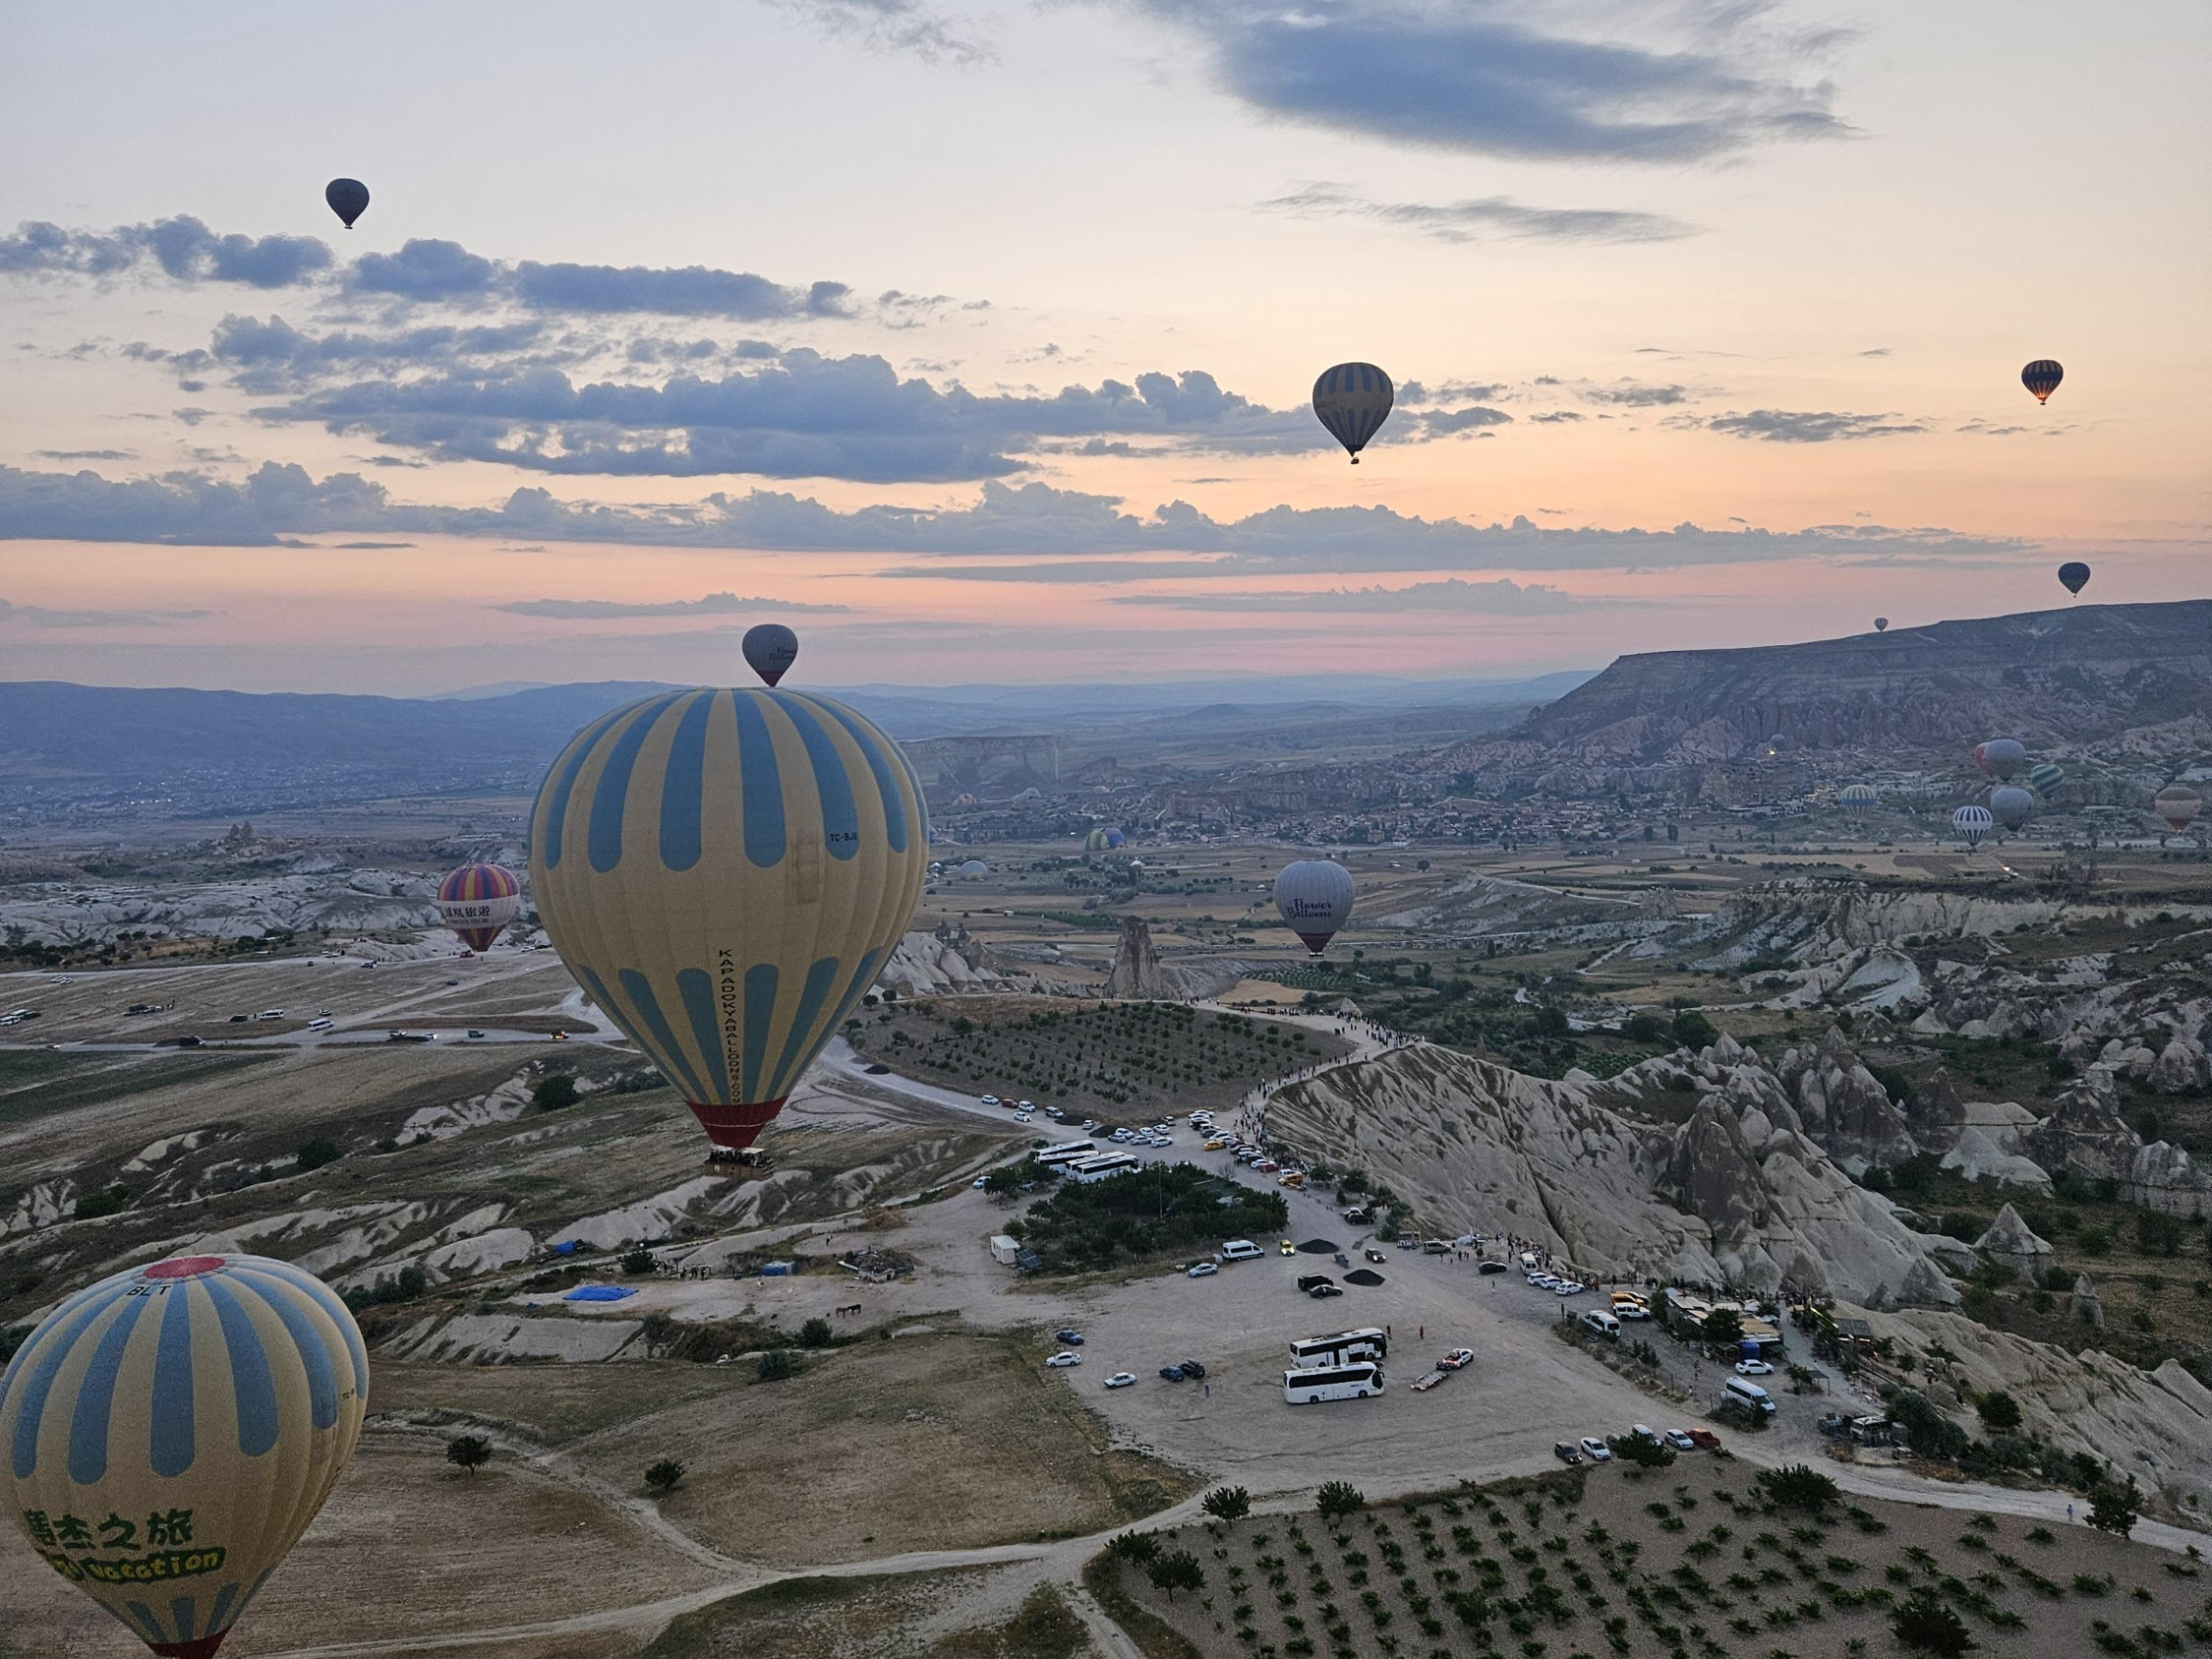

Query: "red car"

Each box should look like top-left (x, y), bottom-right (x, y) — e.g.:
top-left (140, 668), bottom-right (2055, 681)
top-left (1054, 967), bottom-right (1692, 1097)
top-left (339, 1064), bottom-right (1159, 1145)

top-left (1687, 1429), bottom-right (1722, 1452)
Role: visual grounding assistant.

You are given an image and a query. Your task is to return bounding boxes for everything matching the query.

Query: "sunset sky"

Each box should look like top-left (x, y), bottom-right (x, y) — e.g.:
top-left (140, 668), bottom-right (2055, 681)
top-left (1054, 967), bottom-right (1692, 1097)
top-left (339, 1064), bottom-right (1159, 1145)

top-left (2, 0), bottom-right (2206, 693)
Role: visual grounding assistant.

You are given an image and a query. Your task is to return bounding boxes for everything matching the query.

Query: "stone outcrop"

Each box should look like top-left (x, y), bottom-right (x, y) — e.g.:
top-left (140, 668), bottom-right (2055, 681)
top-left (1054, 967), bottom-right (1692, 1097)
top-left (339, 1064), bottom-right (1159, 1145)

top-left (1939, 1101), bottom-right (2051, 1192)
top-left (878, 925), bottom-right (1013, 997)
top-left (1772, 1027), bottom-right (1917, 1173)
top-left (2128, 1140), bottom-right (2212, 1218)
top-left (2072, 1273), bottom-right (2104, 1328)
top-left (2026, 1068), bottom-right (2143, 1181)
top-left (1973, 1203), bottom-right (2055, 1280)
top-left (1104, 917), bottom-right (1168, 999)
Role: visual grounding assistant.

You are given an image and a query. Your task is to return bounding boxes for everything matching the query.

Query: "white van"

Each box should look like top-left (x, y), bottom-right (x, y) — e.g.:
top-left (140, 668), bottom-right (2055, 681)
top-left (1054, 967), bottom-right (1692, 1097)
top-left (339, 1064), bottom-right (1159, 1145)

top-left (306, 1017), bottom-right (334, 1032)
top-left (1220, 1239), bottom-right (1264, 1262)
top-left (1724, 1377), bottom-right (1776, 1416)
top-left (1580, 1309), bottom-right (1620, 1339)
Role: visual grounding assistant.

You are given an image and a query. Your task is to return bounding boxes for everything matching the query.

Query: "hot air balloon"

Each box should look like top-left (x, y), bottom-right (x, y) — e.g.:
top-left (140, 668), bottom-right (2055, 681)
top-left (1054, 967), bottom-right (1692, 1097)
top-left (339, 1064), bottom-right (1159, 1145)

top-left (323, 178), bottom-right (369, 229)
top-left (436, 861), bottom-right (522, 952)
top-left (1953, 804), bottom-right (1993, 849)
top-left (1084, 828), bottom-right (1109, 852)
top-left (1274, 859), bottom-right (1355, 955)
top-left (1311, 363), bottom-right (1394, 464)
top-left (2, 1253), bottom-right (367, 1659)
top-left (958, 859), bottom-right (988, 879)
top-left (1838, 783), bottom-right (1881, 815)
top-left (1873, 618), bottom-right (1889, 633)
top-left (2021, 359), bottom-right (2063, 404)
top-left (530, 685), bottom-right (928, 1152)
top-left (741, 622), bottom-right (798, 688)
top-left (2058, 561), bottom-right (2092, 597)
top-left (1975, 739), bottom-right (2027, 781)
top-left (2153, 784), bottom-right (2203, 835)
top-left (2028, 761), bottom-right (2065, 797)
top-left (1990, 786), bottom-right (2036, 831)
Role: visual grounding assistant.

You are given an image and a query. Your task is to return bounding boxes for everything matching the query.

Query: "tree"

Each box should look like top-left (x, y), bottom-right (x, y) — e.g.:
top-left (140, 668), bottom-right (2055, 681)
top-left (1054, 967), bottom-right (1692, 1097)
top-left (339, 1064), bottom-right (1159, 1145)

top-left (1668, 1010), bottom-right (1718, 1049)
top-left (1108, 1529), bottom-right (1161, 1566)
top-left (1975, 1390), bottom-right (2022, 1433)
top-left (532, 1073), bottom-right (580, 1111)
top-left (756, 1348), bottom-right (798, 1383)
top-left (1607, 1434), bottom-right (1674, 1469)
top-left (2087, 1478), bottom-right (2139, 1537)
top-left (981, 1165), bottom-right (1024, 1198)
top-left (1699, 1306), bottom-right (1744, 1348)
top-left (1315, 1480), bottom-right (1366, 1521)
top-left (1892, 1588), bottom-right (1976, 1655)
top-left (445, 1434), bottom-right (493, 1475)
top-left (1625, 1011), bottom-right (1667, 1043)
top-left (1755, 1463), bottom-right (1840, 1513)
top-left (294, 1137), bottom-right (342, 1171)
top-left (620, 1246), bottom-right (658, 1275)
top-left (1532, 1005), bottom-right (1570, 1037)
top-left (1147, 1548), bottom-right (1205, 1601)
top-left (644, 1458), bottom-right (686, 1495)
top-left (799, 1317), bottom-right (833, 1348)
top-left (1201, 1485), bottom-right (1252, 1522)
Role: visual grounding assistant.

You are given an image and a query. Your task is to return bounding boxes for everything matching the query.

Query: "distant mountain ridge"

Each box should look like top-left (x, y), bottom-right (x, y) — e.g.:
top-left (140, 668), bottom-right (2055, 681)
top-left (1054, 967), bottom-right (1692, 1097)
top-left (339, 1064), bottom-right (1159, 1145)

top-left (1516, 600), bottom-right (2212, 759)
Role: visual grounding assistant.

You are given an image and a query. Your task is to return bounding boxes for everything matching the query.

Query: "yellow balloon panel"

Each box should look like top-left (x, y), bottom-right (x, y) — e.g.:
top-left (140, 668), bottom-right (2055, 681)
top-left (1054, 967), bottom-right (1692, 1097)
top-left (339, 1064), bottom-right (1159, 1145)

top-left (2, 1253), bottom-right (368, 1659)
top-left (530, 687), bottom-right (929, 1146)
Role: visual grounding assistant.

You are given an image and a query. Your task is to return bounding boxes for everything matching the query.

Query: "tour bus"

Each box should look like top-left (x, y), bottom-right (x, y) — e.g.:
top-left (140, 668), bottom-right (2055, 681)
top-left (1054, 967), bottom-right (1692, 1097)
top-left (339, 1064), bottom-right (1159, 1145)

top-left (1288, 1328), bottom-right (1389, 1370)
top-left (1067, 1152), bottom-right (1141, 1183)
top-left (1283, 1360), bottom-right (1385, 1404)
top-left (1033, 1140), bottom-right (1099, 1166)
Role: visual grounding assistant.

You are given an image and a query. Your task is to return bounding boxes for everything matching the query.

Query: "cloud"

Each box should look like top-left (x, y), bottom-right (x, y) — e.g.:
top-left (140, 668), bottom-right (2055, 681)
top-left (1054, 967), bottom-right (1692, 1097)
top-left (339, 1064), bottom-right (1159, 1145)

top-left (1135, 0), bottom-right (1848, 162)
top-left (1111, 576), bottom-right (1605, 613)
top-left (496, 591), bottom-right (850, 618)
top-left (770, 0), bottom-right (991, 62)
top-left (1582, 380), bottom-right (1688, 406)
top-left (1419, 405), bottom-right (1513, 436)
top-left (1697, 408), bottom-right (1929, 443)
top-left (0, 462), bottom-right (2032, 574)
top-left (0, 215), bottom-right (331, 288)
top-left (32, 448), bottom-right (135, 461)
top-left (0, 596), bottom-right (212, 627)
top-left (332, 540), bottom-right (415, 549)
top-left (1259, 183), bottom-right (1696, 245)
top-left (348, 239), bottom-right (500, 300)
top-left (1530, 410), bottom-right (1585, 424)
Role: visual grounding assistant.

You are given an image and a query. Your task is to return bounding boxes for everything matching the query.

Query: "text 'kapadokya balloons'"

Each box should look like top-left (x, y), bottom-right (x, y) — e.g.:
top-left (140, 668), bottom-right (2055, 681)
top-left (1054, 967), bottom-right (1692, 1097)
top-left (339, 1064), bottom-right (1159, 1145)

top-left (323, 179), bottom-right (369, 229)
top-left (2154, 785), bottom-right (2203, 835)
top-left (531, 686), bottom-right (928, 1150)
top-left (2058, 561), bottom-right (2092, 597)
top-left (1275, 859), bottom-right (1355, 955)
top-left (1873, 617), bottom-right (1889, 633)
top-left (2021, 359), bottom-right (2063, 404)
top-left (741, 623), bottom-right (798, 688)
top-left (1311, 363), bottom-right (1393, 464)
top-left (1975, 739), bottom-right (2027, 781)
top-left (1990, 786), bottom-right (2036, 831)
top-left (1953, 804), bottom-right (1993, 849)
top-left (2, 1253), bottom-right (368, 1659)
top-left (437, 861), bottom-right (522, 952)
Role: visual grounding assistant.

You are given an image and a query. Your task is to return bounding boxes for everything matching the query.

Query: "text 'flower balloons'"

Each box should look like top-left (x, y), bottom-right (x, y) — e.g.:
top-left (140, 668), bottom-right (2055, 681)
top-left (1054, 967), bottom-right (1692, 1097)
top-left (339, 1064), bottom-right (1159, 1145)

top-left (2, 1253), bottom-right (368, 1659)
top-left (1275, 859), bottom-right (1355, 955)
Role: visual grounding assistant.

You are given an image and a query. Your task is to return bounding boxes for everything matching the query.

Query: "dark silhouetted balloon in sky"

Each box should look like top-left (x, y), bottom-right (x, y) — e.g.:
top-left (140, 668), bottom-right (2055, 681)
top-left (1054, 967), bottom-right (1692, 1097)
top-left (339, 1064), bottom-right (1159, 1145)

top-left (2021, 359), bottom-right (2063, 403)
top-left (324, 178), bottom-right (370, 229)
top-left (742, 622), bottom-right (798, 687)
top-left (2058, 561), bottom-right (2091, 597)
top-left (1311, 364), bottom-right (1393, 463)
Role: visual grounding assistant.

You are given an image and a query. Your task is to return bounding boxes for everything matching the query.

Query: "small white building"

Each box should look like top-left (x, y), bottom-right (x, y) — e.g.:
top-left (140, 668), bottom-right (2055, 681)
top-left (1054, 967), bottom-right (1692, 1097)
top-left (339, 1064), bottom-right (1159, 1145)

top-left (989, 1234), bottom-right (1021, 1267)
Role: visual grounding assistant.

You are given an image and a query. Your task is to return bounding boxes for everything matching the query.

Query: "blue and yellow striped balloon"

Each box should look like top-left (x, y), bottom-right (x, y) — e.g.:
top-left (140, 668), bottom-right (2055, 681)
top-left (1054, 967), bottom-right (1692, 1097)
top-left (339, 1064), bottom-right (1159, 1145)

top-left (2, 1253), bottom-right (368, 1659)
top-left (530, 686), bottom-right (929, 1149)
top-left (1311, 362), bottom-right (1395, 462)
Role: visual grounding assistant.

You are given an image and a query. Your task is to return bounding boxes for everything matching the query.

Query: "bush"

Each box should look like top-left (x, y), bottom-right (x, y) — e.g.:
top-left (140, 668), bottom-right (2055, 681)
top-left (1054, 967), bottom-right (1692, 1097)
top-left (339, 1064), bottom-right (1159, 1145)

top-left (620, 1246), bottom-right (658, 1275)
top-left (1669, 1010), bottom-right (1718, 1049)
top-left (1316, 1481), bottom-right (1366, 1521)
top-left (1109, 1529), bottom-right (1162, 1566)
top-left (1625, 1011), bottom-right (1667, 1043)
top-left (1886, 1389), bottom-right (1970, 1461)
top-left (1147, 1548), bottom-right (1206, 1601)
top-left (71, 1184), bottom-right (133, 1220)
top-left (1892, 1587), bottom-right (1976, 1655)
top-left (2087, 1479), bottom-right (2139, 1537)
top-left (294, 1137), bottom-right (342, 1171)
top-left (644, 1458), bottom-right (686, 1495)
top-left (1607, 1434), bottom-right (1674, 1469)
top-left (1975, 1391), bottom-right (2022, 1432)
top-left (445, 1434), bottom-right (493, 1475)
top-left (799, 1317), bottom-right (834, 1347)
top-left (1015, 1160), bottom-right (1289, 1274)
top-left (1203, 1486), bottom-right (1253, 1522)
top-left (756, 1348), bottom-right (798, 1383)
top-left (1757, 1464), bottom-right (1840, 1513)
top-left (531, 1073), bottom-right (580, 1111)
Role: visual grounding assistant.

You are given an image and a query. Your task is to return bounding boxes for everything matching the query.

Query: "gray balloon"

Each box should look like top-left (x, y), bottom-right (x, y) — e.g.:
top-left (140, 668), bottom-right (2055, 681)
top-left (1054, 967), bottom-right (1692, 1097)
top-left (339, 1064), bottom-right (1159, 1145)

top-left (742, 622), bottom-right (798, 687)
top-left (325, 178), bottom-right (370, 229)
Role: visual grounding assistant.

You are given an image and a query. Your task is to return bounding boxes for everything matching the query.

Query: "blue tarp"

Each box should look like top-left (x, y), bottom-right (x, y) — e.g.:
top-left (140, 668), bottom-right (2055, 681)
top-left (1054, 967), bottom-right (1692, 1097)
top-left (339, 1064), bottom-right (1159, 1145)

top-left (760, 1261), bottom-right (795, 1276)
top-left (564, 1284), bottom-right (635, 1302)
top-left (551, 1240), bottom-right (579, 1256)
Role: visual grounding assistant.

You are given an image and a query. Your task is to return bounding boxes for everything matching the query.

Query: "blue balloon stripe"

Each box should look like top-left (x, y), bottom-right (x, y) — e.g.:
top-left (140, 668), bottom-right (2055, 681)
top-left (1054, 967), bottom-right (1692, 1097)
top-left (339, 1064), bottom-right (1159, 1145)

top-left (815, 946), bottom-right (889, 1072)
top-left (729, 690), bottom-right (787, 868)
top-left (149, 1281), bottom-right (199, 1478)
top-left (741, 963), bottom-right (779, 1102)
top-left (766, 955), bottom-right (841, 1101)
top-left (66, 1291), bottom-right (149, 1483)
top-left (770, 693), bottom-right (859, 860)
top-left (536, 703), bottom-right (631, 871)
top-left (125, 1601), bottom-right (168, 1644)
top-left (171, 1593), bottom-right (199, 1640)
top-left (612, 966), bottom-right (715, 1104)
top-left (246, 1258), bottom-right (369, 1400)
top-left (8, 1289), bottom-right (123, 1477)
top-left (589, 693), bottom-right (681, 874)
top-left (673, 966), bottom-right (734, 1104)
top-left (658, 690), bottom-right (714, 873)
top-left (203, 1278), bottom-right (280, 1458)
top-left (808, 696), bottom-right (907, 853)
top-left (208, 1580), bottom-right (242, 1636)
top-left (233, 1272), bottom-right (339, 1431)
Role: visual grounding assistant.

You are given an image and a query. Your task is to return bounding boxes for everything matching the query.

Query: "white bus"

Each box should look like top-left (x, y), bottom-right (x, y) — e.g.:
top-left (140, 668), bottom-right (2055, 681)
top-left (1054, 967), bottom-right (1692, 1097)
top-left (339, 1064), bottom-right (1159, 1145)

top-left (1033, 1140), bottom-right (1099, 1166)
top-left (1283, 1361), bottom-right (1385, 1404)
top-left (1288, 1328), bottom-right (1389, 1370)
top-left (1067, 1153), bottom-right (1141, 1183)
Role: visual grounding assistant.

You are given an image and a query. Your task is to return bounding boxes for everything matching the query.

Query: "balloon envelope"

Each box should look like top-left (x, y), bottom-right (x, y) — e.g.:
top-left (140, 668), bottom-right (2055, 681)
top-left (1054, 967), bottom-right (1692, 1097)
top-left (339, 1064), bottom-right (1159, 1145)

top-left (436, 861), bottom-right (522, 952)
top-left (1990, 786), bottom-right (2036, 830)
top-left (1873, 617), bottom-right (1889, 633)
top-left (530, 687), bottom-right (928, 1149)
top-left (1953, 804), bottom-right (1993, 848)
top-left (2058, 561), bottom-right (2092, 597)
top-left (1838, 784), bottom-right (1880, 813)
top-left (741, 623), bottom-right (798, 687)
top-left (2027, 761), bottom-right (2065, 797)
top-left (2021, 359), bottom-right (2063, 404)
top-left (2154, 785), bottom-right (2203, 834)
top-left (2, 1253), bottom-right (368, 1659)
top-left (323, 178), bottom-right (369, 229)
top-left (1311, 363), bottom-right (1394, 463)
top-left (1974, 739), bottom-right (2027, 781)
top-left (1275, 859), bottom-right (1355, 955)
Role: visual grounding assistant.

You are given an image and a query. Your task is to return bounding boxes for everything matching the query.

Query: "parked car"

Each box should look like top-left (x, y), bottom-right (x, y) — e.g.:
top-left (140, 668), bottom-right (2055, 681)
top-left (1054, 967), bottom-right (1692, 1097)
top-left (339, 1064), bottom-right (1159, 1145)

top-left (1663, 1429), bottom-right (1696, 1452)
top-left (1527, 1272), bottom-right (1555, 1287)
top-left (1110, 1128), bottom-right (1135, 1143)
top-left (1364, 1247), bottom-right (1387, 1264)
top-left (1615, 1302), bottom-right (1651, 1320)
top-left (1178, 1359), bottom-right (1206, 1380)
top-left (1734, 1358), bottom-right (1775, 1376)
top-left (1308, 1283), bottom-right (1344, 1299)
top-left (465, 1028), bottom-right (486, 1039)
top-left (1477, 1260), bottom-right (1509, 1274)
top-left (1252, 1159), bottom-right (1280, 1174)
top-left (1295, 1274), bottom-right (1334, 1293)
top-left (1187, 1263), bottom-right (1219, 1278)
top-left (1055, 1329), bottom-right (1084, 1344)
top-left (1279, 1239), bottom-right (1297, 1256)
top-left (1553, 1441), bottom-right (1584, 1465)
top-left (1578, 1437), bottom-right (1612, 1461)
top-left (1017, 1100), bottom-right (1034, 1111)
top-left (1105, 1372), bottom-right (1136, 1389)
top-left (971, 1175), bottom-right (989, 1189)
top-left (1158, 1365), bottom-right (1187, 1382)
top-left (980, 1095), bottom-right (1002, 1106)
top-left (1438, 1348), bottom-right (1476, 1371)
top-left (1631, 1423), bottom-right (1657, 1442)
top-left (1411, 1371), bottom-right (1447, 1392)
top-left (1046, 1351), bottom-right (1081, 1368)
top-left (1687, 1429), bottom-right (1722, 1451)
top-left (1553, 1280), bottom-right (1586, 1296)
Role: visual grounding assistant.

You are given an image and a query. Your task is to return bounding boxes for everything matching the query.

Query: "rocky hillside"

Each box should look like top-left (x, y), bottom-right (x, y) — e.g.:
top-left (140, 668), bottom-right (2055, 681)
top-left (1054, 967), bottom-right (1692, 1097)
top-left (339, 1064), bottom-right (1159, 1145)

top-left (1483, 599), bottom-right (2212, 762)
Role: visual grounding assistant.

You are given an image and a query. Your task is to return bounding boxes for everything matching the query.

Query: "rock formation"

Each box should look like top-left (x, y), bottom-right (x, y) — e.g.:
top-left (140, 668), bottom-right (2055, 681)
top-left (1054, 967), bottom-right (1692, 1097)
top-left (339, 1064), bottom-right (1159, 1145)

top-left (2026, 1068), bottom-right (2143, 1181)
top-left (1972, 1203), bottom-right (2055, 1280)
top-left (1772, 1027), bottom-right (1917, 1173)
top-left (1104, 917), bottom-right (1167, 999)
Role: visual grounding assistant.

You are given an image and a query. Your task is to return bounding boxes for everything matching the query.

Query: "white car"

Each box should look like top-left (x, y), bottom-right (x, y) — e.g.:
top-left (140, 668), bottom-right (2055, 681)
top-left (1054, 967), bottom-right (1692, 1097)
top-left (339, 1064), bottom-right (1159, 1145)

top-left (972, 1175), bottom-right (989, 1188)
top-left (981, 1095), bottom-right (1002, 1107)
top-left (1527, 1272), bottom-right (1555, 1287)
top-left (1734, 1358), bottom-right (1775, 1376)
top-left (1017, 1100), bottom-right (1035, 1111)
top-left (1631, 1423), bottom-right (1657, 1442)
top-left (1110, 1128), bottom-right (1134, 1143)
top-left (1579, 1436), bottom-right (1612, 1461)
top-left (1187, 1263), bottom-right (1219, 1278)
top-left (1105, 1372), bottom-right (1136, 1389)
top-left (1553, 1280), bottom-right (1586, 1296)
top-left (1046, 1351), bottom-right (1082, 1368)
top-left (1663, 1428), bottom-right (1696, 1452)
top-left (1615, 1303), bottom-right (1652, 1321)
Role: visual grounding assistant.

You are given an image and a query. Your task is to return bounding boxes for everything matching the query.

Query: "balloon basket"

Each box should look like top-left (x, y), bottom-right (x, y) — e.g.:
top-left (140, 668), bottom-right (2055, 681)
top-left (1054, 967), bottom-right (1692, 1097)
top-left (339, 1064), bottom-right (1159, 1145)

top-left (707, 1147), bottom-right (774, 1172)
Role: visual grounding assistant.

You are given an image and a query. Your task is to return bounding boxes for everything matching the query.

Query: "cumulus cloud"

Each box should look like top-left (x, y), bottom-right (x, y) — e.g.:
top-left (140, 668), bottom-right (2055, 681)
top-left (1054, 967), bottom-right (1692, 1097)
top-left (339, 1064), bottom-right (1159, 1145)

top-left (1111, 576), bottom-right (1604, 613)
top-left (1582, 380), bottom-right (1688, 406)
top-left (1133, 0), bottom-right (1848, 162)
top-left (1259, 183), bottom-right (1696, 245)
top-left (0, 595), bottom-right (212, 627)
top-left (1697, 408), bottom-right (1929, 443)
top-left (497, 591), bottom-right (850, 618)
top-left (1419, 405), bottom-right (1513, 436)
top-left (0, 215), bottom-right (331, 288)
